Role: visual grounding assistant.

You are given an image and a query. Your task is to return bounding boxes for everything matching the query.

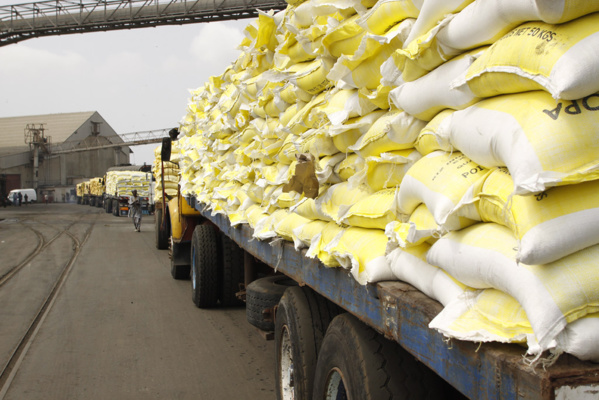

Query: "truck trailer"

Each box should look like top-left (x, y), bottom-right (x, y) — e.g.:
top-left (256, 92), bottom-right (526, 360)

top-left (103, 166), bottom-right (153, 217)
top-left (154, 1), bottom-right (599, 398)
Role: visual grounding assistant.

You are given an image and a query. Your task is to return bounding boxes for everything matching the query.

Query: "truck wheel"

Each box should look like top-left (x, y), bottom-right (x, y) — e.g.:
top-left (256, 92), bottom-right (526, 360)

top-left (89, 197), bottom-right (95, 207)
top-left (312, 314), bottom-right (449, 400)
top-left (170, 240), bottom-right (190, 280)
top-left (219, 235), bottom-right (244, 307)
top-left (246, 275), bottom-right (297, 332)
top-left (276, 286), bottom-right (341, 400)
top-left (155, 208), bottom-right (169, 250)
top-left (191, 225), bottom-right (220, 308)
top-left (113, 200), bottom-right (119, 217)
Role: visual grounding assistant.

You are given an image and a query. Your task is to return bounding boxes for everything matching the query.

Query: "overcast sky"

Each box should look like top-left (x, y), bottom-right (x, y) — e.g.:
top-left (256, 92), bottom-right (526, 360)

top-left (0, 0), bottom-right (251, 165)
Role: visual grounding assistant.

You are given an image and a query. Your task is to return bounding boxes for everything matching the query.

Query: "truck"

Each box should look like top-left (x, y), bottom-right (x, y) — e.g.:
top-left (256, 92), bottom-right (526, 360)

top-left (156, 139), bottom-right (599, 400)
top-left (88, 177), bottom-right (105, 208)
top-left (152, 137), bottom-right (206, 281)
top-left (153, 2), bottom-right (599, 399)
top-left (103, 165), bottom-right (153, 217)
top-left (76, 181), bottom-right (89, 205)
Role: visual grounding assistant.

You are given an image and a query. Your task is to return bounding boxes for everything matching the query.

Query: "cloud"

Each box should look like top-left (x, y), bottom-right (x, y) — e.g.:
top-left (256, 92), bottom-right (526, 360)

top-left (0, 45), bottom-right (86, 75)
top-left (189, 21), bottom-right (245, 74)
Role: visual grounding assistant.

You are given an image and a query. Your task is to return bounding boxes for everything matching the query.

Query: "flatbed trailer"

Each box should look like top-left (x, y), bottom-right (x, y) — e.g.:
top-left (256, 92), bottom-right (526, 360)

top-left (187, 196), bottom-right (599, 400)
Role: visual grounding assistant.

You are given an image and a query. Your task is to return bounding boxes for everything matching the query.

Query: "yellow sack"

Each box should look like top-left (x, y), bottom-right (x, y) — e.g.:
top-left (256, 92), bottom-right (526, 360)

top-left (292, 184), bottom-right (331, 221)
top-left (306, 221), bottom-right (345, 267)
top-left (349, 149), bottom-right (421, 191)
top-left (290, 59), bottom-right (333, 94)
top-left (324, 227), bottom-right (393, 284)
top-left (315, 181), bottom-right (373, 223)
top-left (388, 47), bottom-right (486, 121)
top-left (253, 209), bottom-right (290, 240)
top-left (385, 203), bottom-right (476, 248)
top-left (275, 212), bottom-right (311, 242)
top-left (292, 219), bottom-right (329, 249)
top-left (357, 0), bottom-right (420, 35)
top-left (329, 110), bottom-right (386, 153)
top-left (430, 288), bottom-right (533, 344)
top-left (299, 128), bottom-right (339, 158)
top-left (312, 88), bottom-right (378, 126)
top-left (479, 167), bottom-right (599, 265)
top-left (427, 222), bottom-right (599, 351)
top-left (414, 109), bottom-right (453, 155)
top-left (456, 13), bottom-right (599, 100)
top-left (349, 109), bottom-right (426, 157)
top-left (339, 188), bottom-right (399, 230)
top-left (334, 154), bottom-right (365, 181)
top-left (403, 0), bottom-right (474, 47)
top-left (386, 244), bottom-right (470, 306)
top-left (321, 14), bottom-right (366, 58)
top-left (327, 19), bottom-right (414, 90)
top-left (398, 151), bottom-right (489, 226)
top-left (446, 91), bottom-right (599, 195)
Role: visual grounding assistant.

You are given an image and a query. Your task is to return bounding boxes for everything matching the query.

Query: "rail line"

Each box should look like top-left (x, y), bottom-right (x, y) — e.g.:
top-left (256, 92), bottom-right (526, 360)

top-left (0, 217), bottom-right (85, 288)
top-left (0, 215), bottom-right (96, 397)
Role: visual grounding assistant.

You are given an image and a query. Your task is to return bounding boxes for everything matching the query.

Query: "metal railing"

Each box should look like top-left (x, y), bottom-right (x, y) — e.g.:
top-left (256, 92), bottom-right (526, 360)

top-left (0, 0), bottom-right (286, 46)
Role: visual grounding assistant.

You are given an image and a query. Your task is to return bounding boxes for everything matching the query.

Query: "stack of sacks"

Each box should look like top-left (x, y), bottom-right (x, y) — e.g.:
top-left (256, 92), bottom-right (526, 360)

top-left (88, 177), bottom-right (105, 197)
top-left (105, 172), bottom-right (117, 196)
top-left (152, 143), bottom-right (181, 202)
top-left (76, 182), bottom-right (85, 198)
top-left (175, 0), bottom-right (599, 363)
top-left (105, 171), bottom-right (151, 197)
top-left (389, 3), bottom-right (599, 363)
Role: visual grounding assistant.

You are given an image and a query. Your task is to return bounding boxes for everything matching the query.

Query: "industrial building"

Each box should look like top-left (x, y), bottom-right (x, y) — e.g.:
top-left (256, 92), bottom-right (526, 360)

top-left (0, 111), bottom-right (130, 202)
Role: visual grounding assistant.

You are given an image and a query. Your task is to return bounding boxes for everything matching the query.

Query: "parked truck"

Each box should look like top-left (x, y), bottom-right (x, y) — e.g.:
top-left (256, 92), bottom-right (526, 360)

top-left (88, 177), bottom-right (105, 208)
top-left (155, 2), bottom-right (599, 399)
top-left (103, 165), bottom-right (153, 217)
top-left (75, 181), bottom-right (90, 205)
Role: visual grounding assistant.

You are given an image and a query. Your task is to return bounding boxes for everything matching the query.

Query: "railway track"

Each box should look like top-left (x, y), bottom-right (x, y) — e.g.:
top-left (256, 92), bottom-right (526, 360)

top-left (0, 212), bottom-right (97, 397)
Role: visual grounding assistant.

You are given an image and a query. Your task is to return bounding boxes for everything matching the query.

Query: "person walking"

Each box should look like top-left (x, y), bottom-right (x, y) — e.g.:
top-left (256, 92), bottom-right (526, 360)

top-left (24, 193), bottom-right (28, 205)
top-left (17, 192), bottom-right (22, 206)
top-left (129, 190), bottom-right (142, 232)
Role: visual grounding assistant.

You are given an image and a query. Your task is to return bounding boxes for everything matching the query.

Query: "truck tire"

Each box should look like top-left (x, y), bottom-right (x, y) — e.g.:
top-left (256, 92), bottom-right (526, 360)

top-left (312, 313), bottom-right (449, 400)
top-left (275, 286), bottom-right (341, 400)
top-left (104, 199), bottom-right (111, 213)
top-left (219, 235), bottom-right (245, 307)
top-left (155, 208), bottom-right (169, 250)
top-left (89, 197), bottom-right (95, 207)
top-left (112, 200), bottom-right (119, 217)
top-left (246, 275), bottom-right (297, 332)
top-left (170, 240), bottom-right (190, 280)
top-left (191, 225), bottom-right (220, 308)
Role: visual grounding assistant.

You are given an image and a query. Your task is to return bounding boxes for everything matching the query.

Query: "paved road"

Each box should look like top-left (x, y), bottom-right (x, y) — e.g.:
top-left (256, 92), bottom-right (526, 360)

top-left (0, 203), bottom-right (275, 400)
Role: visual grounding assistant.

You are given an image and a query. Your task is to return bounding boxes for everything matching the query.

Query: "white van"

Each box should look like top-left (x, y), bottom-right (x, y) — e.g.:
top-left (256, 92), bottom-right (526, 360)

top-left (7, 188), bottom-right (37, 204)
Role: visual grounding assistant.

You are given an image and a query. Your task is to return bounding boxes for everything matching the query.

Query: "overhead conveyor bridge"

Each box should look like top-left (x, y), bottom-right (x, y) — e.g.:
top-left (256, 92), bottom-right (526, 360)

top-left (0, 0), bottom-right (287, 46)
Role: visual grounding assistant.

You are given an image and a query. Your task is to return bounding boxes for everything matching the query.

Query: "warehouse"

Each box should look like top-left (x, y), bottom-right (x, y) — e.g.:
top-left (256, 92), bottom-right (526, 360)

top-left (0, 111), bottom-right (130, 202)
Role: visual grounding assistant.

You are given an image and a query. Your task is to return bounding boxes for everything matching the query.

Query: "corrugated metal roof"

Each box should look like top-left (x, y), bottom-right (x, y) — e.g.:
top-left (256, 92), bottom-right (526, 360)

top-left (0, 111), bottom-right (96, 149)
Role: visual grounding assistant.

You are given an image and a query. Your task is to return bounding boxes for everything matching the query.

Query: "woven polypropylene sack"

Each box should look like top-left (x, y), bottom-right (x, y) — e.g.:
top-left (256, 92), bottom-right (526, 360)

top-left (397, 151), bottom-right (490, 226)
top-left (479, 167), bottom-right (599, 265)
top-left (446, 91), bottom-right (599, 195)
top-left (455, 13), bottom-right (599, 100)
top-left (427, 222), bottom-right (599, 351)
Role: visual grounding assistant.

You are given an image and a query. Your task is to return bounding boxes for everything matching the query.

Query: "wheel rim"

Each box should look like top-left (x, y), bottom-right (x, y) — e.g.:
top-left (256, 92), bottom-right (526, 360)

top-left (191, 246), bottom-right (197, 294)
top-left (324, 368), bottom-right (348, 400)
top-left (279, 325), bottom-right (295, 400)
